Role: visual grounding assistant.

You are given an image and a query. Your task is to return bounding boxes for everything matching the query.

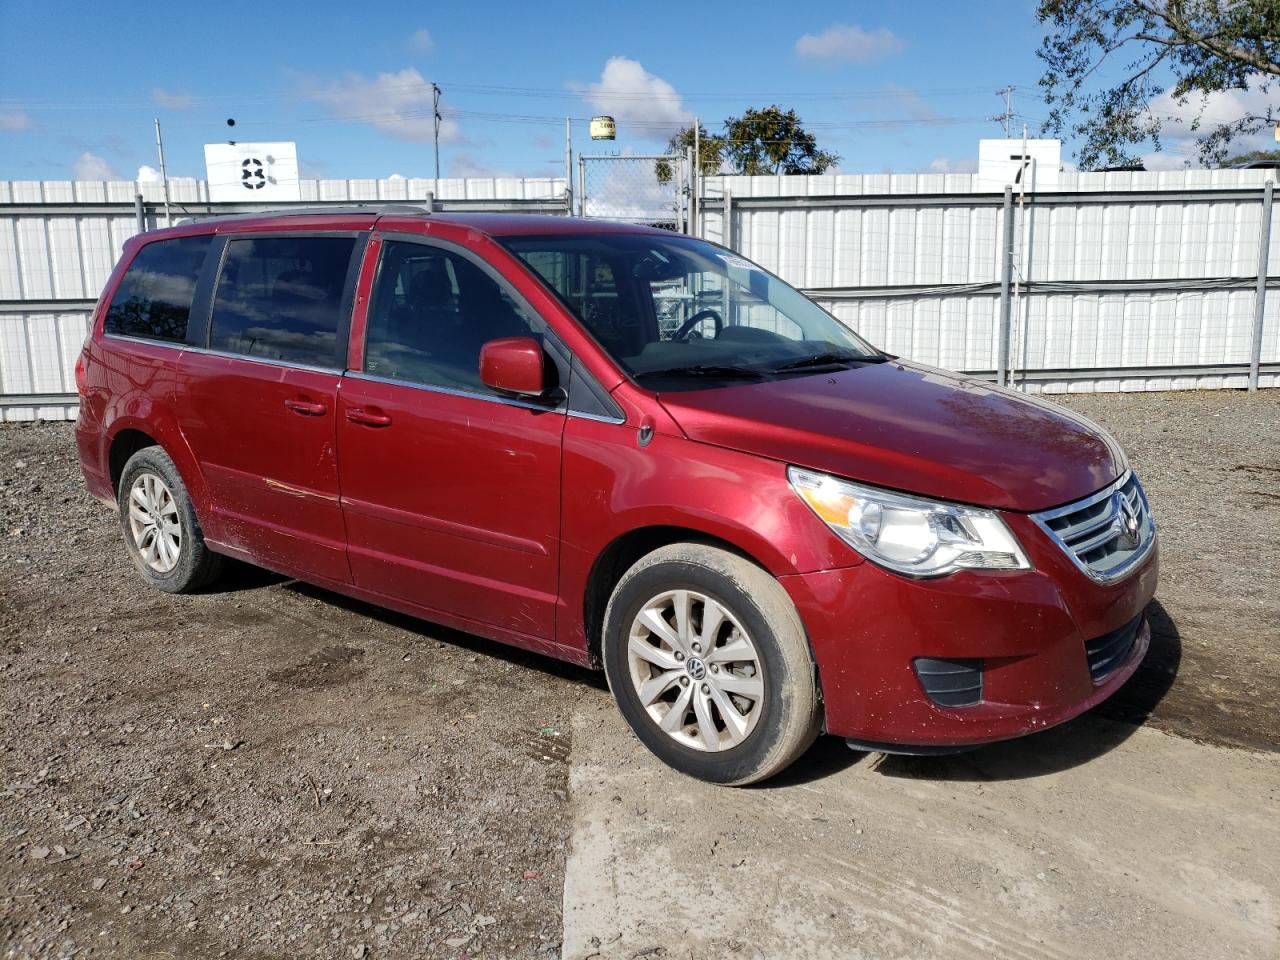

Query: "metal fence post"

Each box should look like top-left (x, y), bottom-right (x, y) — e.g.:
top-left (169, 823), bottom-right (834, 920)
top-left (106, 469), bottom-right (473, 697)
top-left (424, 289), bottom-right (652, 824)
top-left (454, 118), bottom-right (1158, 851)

top-left (685, 147), bottom-right (695, 236)
top-left (577, 155), bottom-right (586, 218)
top-left (723, 187), bottom-right (732, 251)
top-left (674, 155), bottom-right (684, 233)
top-left (1249, 179), bottom-right (1274, 392)
top-left (997, 185), bottom-right (1014, 387)
top-left (134, 193), bottom-right (146, 234)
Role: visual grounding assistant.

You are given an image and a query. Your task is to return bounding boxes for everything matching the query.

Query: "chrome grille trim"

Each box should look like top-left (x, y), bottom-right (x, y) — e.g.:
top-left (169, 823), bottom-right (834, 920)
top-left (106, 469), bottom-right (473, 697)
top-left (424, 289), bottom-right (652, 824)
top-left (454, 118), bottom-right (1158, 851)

top-left (1032, 470), bottom-right (1156, 584)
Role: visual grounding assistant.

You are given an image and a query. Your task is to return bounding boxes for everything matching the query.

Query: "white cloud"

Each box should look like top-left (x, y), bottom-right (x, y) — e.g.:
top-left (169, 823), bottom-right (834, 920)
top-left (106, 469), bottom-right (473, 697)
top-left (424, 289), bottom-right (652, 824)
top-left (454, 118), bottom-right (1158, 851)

top-left (929, 157), bottom-right (978, 174)
top-left (73, 152), bottom-right (119, 180)
top-left (408, 28), bottom-right (433, 53)
top-left (573, 57), bottom-right (692, 142)
top-left (305, 68), bottom-right (463, 144)
top-left (387, 172), bottom-right (406, 180)
top-left (795, 24), bottom-right (903, 64)
top-left (0, 109), bottom-right (31, 131)
top-left (132, 164), bottom-right (198, 184)
top-left (152, 88), bottom-right (194, 110)
top-left (1141, 81), bottom-right (1277, 167)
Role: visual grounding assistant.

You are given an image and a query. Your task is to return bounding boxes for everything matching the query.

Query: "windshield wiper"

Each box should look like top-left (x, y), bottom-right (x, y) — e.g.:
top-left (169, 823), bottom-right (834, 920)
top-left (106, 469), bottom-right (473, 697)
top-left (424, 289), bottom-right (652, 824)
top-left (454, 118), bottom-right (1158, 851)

top-left (770, 352), bottom-right (889, 373)
top-left (634, 364), bottom-right (766, 381)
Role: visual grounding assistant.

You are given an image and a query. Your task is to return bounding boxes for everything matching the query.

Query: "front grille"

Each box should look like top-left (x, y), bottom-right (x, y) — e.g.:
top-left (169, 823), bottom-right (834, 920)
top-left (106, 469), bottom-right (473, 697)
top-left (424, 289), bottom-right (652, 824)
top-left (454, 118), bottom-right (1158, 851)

top-left (1032, 471), bottom-right (1155, 583)
top-left (913, 657), bottom-right (983, 707)
top-left (1085, 615), bottom-right (1143, 682)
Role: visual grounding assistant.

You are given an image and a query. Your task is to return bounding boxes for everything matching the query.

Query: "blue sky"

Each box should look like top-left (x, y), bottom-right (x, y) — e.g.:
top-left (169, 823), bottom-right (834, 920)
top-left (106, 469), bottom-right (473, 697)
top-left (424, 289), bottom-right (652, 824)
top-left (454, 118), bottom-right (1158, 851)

top-left (0, 0), bottom-right (1225, 184)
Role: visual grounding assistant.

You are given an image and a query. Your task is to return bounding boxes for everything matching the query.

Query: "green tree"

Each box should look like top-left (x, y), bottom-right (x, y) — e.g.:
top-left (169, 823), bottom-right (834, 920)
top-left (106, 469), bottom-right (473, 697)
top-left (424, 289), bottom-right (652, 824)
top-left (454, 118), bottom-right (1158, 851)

top-left (1221, 147), bottom-right (1280, 166)
top-left (722, 106), bottom-right (840, 176)
top-left (655, 124), bottom-right (726, 184)
top-left (727, 106), bottom-right (844, 177)
top-left (1038, 0), bottom-right (1279, 168)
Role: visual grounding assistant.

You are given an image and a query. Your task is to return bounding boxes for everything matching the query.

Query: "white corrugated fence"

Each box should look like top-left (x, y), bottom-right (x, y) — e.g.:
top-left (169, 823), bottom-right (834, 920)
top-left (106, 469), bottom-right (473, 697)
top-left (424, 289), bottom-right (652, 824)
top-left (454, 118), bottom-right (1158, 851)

top-left (1, 168), bottom-right (1277, 421)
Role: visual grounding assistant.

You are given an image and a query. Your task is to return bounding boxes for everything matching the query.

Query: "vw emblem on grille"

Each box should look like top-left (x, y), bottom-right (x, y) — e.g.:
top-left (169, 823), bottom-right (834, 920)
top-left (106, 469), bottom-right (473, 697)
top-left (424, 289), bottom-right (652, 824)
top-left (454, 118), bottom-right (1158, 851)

top-left (1116, 494), bottom-right (1141, 549)
top-left (686, 658), bottom-right (707, 681)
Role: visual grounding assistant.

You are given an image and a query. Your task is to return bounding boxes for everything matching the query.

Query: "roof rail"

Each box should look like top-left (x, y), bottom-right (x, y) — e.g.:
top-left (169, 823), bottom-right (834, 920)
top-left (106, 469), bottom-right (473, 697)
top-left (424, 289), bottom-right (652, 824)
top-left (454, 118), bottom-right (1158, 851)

top-left (183, 203), bottom-right (432, 223)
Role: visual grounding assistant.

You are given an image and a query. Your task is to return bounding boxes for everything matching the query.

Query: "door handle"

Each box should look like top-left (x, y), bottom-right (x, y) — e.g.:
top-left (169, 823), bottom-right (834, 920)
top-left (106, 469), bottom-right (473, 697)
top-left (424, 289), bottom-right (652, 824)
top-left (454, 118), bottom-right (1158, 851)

top-left (346, 407), bottom-right (392, 427)
top-left (284, 398), bottom-right (327, 416)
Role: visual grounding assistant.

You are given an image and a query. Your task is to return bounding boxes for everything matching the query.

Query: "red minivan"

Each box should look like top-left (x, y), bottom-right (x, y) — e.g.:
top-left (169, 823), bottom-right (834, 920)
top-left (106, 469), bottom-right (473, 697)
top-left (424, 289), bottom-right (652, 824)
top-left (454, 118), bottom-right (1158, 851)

top-left (76, 208), bottom-right (1158, 784)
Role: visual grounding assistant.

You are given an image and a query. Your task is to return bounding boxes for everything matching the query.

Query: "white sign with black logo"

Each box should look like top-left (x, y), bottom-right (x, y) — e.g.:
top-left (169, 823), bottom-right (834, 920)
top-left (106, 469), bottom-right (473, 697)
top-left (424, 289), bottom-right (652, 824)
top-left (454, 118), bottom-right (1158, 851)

top-left (203, 141), bottom-right (301, 202)
top-left (977, 139), bottom-right (1062, 192)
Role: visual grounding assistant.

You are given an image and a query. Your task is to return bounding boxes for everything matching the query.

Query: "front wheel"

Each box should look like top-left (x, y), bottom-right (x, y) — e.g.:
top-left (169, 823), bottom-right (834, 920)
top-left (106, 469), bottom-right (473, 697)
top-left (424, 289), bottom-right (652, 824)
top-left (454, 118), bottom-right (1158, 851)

top-left (602, 543), bottom-right (821, 785)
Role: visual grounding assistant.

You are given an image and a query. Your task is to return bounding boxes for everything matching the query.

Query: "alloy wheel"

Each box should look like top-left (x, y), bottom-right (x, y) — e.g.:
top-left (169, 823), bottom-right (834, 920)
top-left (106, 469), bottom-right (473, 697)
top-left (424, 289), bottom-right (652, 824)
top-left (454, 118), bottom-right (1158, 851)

top-left (127, 472), bottom-right (182, 574)
top-left (626, 589), bottom-right (765, 752)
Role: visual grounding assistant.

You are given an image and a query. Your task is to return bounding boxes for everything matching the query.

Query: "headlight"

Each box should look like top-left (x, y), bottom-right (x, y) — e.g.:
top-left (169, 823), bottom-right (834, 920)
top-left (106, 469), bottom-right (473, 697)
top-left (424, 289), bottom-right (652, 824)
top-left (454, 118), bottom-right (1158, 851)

top-left (788, 467), bottom-right (1030, 577)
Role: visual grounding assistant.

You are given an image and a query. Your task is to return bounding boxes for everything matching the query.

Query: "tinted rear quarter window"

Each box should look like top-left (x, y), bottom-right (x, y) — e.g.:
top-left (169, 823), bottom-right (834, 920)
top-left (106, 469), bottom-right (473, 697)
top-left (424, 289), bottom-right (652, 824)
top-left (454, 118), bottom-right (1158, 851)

top-left (105, 236), bottom-right (213, 343)
top-left (209, 236), bottom-right (356, 367)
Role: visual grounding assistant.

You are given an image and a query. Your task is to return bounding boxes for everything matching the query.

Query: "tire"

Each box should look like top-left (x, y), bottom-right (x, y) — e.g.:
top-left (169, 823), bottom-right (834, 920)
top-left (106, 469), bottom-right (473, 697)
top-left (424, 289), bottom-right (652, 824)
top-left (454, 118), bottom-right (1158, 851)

top-left (602, 543), bottom-right (821, 785)
top-left (117, 446), bottom-right (223, 593)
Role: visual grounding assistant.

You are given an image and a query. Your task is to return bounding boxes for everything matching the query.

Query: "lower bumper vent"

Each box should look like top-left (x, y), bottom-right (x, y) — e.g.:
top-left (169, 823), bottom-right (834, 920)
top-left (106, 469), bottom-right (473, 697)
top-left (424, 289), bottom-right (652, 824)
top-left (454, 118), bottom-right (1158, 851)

top-left (1085, 615), bottom-right (1143, 683)
top-left (913, 657), bottom-right (983, 707)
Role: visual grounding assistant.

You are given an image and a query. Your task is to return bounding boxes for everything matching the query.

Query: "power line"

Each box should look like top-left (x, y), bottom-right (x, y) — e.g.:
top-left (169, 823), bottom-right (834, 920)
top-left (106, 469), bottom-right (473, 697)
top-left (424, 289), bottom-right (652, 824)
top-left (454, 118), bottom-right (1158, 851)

top-left (0, 81), bottom-right (1041, 111)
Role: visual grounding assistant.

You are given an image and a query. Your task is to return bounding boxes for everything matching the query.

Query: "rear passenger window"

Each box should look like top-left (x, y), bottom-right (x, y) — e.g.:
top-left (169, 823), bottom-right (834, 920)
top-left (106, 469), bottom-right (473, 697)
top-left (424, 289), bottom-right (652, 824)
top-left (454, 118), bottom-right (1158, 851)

top-left (105, 236), bottom-right (213, 343)
top-left (364, 240), bottom-right (538, 393)
top-left (209, 236), bottom-right (356, 367)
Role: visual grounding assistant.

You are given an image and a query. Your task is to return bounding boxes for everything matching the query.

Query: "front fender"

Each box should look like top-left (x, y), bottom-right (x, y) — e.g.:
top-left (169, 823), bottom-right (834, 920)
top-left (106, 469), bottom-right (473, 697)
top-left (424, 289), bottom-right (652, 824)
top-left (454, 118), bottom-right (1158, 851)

top-left (556, 417), bottom-right (862, 653)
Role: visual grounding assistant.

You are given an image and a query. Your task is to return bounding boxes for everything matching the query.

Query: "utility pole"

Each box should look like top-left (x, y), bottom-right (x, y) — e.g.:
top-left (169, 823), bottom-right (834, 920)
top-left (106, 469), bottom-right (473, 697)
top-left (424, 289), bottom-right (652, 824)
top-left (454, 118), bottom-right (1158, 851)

top-left (993, 86), bottom-right (1015, 137)
top-left (565, 117), bottom-right (573, 216)
top-left (153, 118), bottom-right (171, 227)
top-left (1012, 123), bottom-right (1031, 389)
top-left (432, 82), bottom-right (442, 196)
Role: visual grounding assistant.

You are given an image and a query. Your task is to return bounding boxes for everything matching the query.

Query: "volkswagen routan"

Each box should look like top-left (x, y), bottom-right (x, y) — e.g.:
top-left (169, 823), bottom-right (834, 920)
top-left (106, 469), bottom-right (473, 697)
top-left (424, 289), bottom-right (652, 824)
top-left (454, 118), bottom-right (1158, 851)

top-left (76, 208), bottom-right (1158, 784)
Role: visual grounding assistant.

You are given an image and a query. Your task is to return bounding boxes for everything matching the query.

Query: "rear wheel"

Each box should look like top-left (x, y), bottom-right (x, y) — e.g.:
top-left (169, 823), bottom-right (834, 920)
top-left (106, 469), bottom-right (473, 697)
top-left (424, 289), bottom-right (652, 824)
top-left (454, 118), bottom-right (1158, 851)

top-left (602, 543), bottom-right (821, 785)
top-left (117, 446), bottom-right (222, 593)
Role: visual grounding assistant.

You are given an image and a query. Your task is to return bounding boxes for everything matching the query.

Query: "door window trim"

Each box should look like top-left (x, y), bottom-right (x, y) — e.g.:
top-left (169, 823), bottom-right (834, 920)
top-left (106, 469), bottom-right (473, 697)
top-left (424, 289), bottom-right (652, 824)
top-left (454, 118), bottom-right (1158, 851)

top-left (344, 369), bottom-right (569, 416)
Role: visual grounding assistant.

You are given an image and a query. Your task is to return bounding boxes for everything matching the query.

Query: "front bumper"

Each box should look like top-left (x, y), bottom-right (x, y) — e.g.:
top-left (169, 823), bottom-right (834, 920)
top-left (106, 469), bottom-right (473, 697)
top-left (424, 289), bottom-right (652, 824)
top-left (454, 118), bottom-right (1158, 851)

top-left (781, 516), bottom-right (1159, 747)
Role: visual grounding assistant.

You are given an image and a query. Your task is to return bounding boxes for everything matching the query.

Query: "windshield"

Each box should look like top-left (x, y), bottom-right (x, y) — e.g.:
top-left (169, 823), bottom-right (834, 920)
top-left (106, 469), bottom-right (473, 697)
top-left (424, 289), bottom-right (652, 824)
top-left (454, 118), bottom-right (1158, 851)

top-left (500, 233), bottom-right (881, 388)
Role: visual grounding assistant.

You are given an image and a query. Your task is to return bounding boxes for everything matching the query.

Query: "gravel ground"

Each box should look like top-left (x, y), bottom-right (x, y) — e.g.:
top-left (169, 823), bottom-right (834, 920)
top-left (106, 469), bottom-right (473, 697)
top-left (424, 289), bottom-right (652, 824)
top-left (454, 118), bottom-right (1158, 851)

top-left (0, 424), bottom-right (592, 959)
top-left (1, 388), bottom-right (1277, 959)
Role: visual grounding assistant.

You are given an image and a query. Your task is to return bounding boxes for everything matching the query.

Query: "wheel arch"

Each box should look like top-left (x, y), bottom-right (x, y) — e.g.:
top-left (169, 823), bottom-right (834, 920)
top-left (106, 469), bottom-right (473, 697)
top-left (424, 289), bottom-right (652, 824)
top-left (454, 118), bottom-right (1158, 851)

top-left (581, 524), bottom-right (821, 697)
top-left (104, 418), bottom-right (214, 533)
top-left (108, 427), bottom-right (160, 493)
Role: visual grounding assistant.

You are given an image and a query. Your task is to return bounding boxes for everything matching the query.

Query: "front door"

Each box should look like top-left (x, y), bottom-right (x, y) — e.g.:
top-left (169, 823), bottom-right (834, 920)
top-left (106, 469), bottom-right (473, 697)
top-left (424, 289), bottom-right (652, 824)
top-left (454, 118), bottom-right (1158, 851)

top-left (178, 233), bottom-right (362, 584)
top-left (336, 237), bottom-right (566, 639)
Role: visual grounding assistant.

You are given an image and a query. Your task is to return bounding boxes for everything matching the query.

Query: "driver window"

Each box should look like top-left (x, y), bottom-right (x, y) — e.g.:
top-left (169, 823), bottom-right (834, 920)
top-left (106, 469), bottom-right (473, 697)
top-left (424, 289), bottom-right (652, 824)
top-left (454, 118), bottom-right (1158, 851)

top-left (365, 240), bottom-right (538, 394)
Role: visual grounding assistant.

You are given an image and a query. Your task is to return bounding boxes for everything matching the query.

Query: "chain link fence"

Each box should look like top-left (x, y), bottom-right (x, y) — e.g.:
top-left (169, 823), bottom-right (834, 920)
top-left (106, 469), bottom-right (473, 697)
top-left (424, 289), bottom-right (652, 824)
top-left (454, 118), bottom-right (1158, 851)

top-left (578, 155), bottom-right (685, 230)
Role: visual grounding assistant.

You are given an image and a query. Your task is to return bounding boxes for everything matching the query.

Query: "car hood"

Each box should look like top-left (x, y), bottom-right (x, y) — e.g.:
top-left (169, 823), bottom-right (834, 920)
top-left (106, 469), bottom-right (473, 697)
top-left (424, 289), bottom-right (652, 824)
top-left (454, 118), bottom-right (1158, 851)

top-left (657, 360), bottom-right (1125, 512)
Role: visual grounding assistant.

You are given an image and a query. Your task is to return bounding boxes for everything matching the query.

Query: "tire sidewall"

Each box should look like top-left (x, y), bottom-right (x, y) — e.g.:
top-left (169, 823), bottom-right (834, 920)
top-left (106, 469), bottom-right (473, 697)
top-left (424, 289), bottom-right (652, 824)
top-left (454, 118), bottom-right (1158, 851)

top-left (602, 554), bottom-right (801, 785)
top-left (117, 448), bottom-right (205, 593)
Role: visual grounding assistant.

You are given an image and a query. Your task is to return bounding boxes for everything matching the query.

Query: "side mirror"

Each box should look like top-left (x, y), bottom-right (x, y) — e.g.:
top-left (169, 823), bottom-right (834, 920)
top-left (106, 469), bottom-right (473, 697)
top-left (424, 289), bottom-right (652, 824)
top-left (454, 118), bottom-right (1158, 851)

top-left (479, 336), bottom-right (548, 397)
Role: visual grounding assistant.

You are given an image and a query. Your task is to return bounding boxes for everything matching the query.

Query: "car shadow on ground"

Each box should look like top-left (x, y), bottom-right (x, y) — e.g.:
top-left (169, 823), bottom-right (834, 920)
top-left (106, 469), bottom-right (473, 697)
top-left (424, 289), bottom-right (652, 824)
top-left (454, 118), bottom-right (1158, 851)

top-left (770, 599), bottom-right (1183, 787)
top-left (281, 579), bottom-right (610, 692)
top-left (210, 565), bottom-right (1180, 785)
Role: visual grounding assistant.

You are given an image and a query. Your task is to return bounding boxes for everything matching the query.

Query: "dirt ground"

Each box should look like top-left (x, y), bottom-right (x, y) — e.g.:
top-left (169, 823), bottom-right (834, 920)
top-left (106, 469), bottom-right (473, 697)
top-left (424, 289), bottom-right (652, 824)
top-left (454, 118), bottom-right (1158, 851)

top-left (1, 388), bottom-right (1278, 960)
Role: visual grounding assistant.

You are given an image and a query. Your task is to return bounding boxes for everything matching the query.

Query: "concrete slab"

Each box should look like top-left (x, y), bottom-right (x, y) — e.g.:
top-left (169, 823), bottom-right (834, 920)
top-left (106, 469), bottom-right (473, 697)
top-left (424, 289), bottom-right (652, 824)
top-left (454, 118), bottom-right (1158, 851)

top-left (562, 704), bottom-right (1280, 960)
